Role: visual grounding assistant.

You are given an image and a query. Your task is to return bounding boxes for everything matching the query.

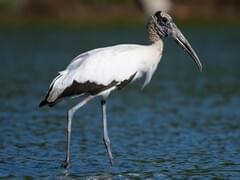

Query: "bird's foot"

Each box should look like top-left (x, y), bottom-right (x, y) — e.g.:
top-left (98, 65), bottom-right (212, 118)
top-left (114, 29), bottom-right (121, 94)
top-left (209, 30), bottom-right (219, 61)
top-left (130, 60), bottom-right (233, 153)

top-left (61, 160), bottom-right (69, 169)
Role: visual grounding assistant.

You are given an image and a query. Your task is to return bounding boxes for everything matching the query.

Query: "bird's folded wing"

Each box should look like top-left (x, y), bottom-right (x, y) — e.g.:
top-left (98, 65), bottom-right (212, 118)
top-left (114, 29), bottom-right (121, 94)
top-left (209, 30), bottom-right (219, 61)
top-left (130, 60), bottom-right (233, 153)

top-left (44, 44), bottom-right (146, 104)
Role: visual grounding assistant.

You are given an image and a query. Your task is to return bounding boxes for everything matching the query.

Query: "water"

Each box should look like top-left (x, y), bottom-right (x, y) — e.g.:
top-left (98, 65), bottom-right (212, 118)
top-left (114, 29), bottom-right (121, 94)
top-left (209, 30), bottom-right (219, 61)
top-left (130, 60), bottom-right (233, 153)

top-left (0, 25), bottom-right (240, 179)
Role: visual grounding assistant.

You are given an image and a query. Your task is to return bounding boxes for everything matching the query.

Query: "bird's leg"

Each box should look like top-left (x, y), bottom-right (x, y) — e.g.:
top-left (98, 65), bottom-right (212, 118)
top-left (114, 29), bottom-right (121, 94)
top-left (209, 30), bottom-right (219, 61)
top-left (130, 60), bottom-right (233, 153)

top-left (62, 95), bottom-right (94, 169)
top-left (101, 99), bottom-right (114, 165)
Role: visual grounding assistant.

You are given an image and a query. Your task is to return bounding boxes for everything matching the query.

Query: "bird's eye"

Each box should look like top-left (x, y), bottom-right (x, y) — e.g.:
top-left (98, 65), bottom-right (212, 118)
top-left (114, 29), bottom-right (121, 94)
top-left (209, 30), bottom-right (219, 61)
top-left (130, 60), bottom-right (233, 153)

top-left (162, 17), bottom-right (168, 23)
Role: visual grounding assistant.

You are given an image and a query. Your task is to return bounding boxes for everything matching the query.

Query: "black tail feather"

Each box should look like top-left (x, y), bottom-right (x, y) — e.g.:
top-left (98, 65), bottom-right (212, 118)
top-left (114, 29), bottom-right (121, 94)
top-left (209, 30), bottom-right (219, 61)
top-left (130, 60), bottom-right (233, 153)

top-left (39, 100), bottom-right (48, 107)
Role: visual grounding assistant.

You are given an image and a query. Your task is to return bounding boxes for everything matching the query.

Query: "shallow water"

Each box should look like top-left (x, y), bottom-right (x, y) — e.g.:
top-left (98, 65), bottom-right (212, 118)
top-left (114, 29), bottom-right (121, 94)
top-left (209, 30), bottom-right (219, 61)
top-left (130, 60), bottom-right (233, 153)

top-left (0, 25), bottom-right (240, 179)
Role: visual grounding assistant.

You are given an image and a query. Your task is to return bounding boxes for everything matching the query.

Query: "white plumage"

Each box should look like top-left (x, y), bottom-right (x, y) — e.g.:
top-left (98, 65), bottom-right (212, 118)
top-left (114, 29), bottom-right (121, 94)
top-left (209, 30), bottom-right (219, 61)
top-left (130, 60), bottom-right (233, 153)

top-left (46, 42), bottom-right (163, 104)
top-left (39, 11), bottom-right (202, 168)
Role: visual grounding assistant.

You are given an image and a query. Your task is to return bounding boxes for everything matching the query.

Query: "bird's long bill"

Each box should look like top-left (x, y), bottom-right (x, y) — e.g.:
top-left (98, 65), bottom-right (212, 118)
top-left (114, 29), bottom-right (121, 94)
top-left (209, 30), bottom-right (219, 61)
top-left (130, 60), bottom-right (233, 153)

top-left (171, 25), bottom-right (203, 72)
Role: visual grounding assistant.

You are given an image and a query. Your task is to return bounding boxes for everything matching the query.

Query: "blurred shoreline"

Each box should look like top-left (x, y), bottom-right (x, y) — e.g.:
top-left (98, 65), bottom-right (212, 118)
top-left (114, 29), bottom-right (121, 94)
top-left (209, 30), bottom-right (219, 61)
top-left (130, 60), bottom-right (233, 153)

top-left (0, 0), bottom-right (240, 27)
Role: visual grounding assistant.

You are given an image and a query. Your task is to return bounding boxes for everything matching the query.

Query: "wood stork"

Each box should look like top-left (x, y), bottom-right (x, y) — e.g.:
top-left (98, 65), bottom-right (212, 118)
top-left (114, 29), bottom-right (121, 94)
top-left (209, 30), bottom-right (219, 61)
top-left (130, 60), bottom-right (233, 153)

top-left (39, 11), bottom-right (202, 168)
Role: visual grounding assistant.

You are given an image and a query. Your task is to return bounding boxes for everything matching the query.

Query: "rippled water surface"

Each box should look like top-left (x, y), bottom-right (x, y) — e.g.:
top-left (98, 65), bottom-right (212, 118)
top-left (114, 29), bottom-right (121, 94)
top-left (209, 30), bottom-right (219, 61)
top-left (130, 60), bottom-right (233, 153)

top-left (0, 25), bottom-right (240, 179)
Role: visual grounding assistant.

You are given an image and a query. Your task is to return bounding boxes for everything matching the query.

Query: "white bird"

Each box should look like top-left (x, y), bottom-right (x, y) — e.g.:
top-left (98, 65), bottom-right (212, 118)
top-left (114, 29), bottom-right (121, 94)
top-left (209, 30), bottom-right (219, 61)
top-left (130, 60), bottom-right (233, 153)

top-left (39, 11), bottom-right (202, 168)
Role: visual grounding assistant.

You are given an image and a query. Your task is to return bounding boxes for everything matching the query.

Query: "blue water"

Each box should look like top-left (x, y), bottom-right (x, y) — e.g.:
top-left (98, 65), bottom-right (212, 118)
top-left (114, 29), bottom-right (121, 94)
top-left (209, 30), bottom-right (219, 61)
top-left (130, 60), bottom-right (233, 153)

top-left (0, 25), bottom-right (240, 179)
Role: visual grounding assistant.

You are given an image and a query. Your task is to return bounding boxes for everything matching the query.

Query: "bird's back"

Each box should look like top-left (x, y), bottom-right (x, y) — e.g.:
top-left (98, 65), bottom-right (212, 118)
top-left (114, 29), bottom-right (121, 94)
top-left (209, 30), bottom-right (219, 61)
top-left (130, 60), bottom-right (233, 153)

top-left (40, 44), bottom-right (155, 106)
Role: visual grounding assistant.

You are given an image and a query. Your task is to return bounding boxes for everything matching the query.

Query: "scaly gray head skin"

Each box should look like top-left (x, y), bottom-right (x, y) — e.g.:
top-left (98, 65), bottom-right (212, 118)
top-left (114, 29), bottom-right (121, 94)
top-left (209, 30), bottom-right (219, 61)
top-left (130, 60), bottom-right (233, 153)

top-left (147, 11), bottom-right (203, 72)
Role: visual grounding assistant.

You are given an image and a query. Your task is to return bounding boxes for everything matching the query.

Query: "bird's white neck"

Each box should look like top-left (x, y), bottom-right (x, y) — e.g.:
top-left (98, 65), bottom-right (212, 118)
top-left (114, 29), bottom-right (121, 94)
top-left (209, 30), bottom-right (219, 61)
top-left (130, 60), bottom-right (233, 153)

top-left (148, 39), bottom-right (164, 65)
top-left (140, 39), bottom-right (163, 88)
top-left (151, 39), bottom-right (163, 52)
